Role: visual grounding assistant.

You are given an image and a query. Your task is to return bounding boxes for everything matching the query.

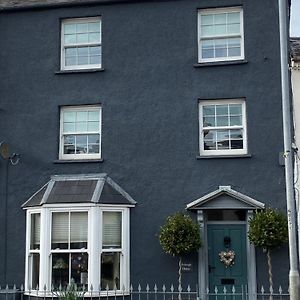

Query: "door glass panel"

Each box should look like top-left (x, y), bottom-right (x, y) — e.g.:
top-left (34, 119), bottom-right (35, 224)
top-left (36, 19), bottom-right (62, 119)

top-left (207, 210), bottom-right (246, 221)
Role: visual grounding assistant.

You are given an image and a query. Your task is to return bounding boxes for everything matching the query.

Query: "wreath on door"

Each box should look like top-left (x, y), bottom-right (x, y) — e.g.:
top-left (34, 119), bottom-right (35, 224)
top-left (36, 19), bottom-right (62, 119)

top-left (218, 250), bottom-right (235, 268)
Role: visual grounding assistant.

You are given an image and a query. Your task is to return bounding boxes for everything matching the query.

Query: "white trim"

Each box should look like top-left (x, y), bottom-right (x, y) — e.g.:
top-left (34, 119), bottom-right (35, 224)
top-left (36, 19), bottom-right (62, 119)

top-left (59, 105), bottom-right (102, 161)
top-left (198, 7), bottom-right (244, 63)
top-left (186, 185), bottom-right (265, 210)
top-left (61, 17), bottom-right (102, 71)
top-left (199, 99), bottom-right (248, 157)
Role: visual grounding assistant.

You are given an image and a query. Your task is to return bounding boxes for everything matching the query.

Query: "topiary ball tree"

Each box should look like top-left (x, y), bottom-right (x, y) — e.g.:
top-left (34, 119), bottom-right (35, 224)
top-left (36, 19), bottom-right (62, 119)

top-left (159, 212), bottom-right (202, 288)
top-left (248, 208), bottom-right (288, 297)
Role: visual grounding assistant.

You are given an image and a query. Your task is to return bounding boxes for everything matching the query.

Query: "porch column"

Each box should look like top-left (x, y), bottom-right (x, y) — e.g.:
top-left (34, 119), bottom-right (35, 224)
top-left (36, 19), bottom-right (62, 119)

top-left (197, 210), bottom-right (206, 300)
top-left (247, 210), bottom-right (257, 300)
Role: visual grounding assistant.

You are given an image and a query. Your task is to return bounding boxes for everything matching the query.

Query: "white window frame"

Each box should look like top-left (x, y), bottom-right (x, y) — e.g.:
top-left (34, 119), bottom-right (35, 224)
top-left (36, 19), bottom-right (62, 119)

top-left (25, 205), bottom-right (130, 296)
top-left (198, 7), bottom-right (244, 63)
top-left (59, 105), bottom-right (102, 160)
top-left (199, 99), bottom-right (248, 156)
top-left (26, 210), bottom-right (41, 290)
top-left (61, 17), bottom-right (102, 71)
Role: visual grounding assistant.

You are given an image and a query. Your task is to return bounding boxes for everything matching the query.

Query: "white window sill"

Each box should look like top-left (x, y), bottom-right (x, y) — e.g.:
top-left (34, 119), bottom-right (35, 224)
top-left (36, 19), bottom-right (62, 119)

top-left (194, 59), bottom-right (248, 67)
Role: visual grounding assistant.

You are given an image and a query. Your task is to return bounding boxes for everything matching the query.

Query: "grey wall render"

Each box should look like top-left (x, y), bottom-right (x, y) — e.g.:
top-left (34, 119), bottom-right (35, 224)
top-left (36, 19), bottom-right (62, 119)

top-left (0, 0), bottom-right (288, 288)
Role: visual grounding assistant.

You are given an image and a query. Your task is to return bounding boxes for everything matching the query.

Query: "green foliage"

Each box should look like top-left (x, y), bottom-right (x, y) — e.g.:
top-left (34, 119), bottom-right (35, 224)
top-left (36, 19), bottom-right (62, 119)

top-left (54, 283), bottom-right (86, 300)
top-left (159, 212), bottom-right (202, 257)
top-left (248, 208), bottom-right (288, 250)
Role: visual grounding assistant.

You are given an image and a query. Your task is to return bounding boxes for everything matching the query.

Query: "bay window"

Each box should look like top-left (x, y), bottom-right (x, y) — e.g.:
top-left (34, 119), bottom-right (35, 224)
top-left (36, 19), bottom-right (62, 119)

top-left (25, 207), bottom-right (130, 295)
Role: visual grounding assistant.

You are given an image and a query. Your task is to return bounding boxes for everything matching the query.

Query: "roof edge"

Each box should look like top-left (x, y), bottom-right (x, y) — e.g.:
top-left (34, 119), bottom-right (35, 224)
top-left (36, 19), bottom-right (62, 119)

top-left (186, 186), bottom-right (265, 210)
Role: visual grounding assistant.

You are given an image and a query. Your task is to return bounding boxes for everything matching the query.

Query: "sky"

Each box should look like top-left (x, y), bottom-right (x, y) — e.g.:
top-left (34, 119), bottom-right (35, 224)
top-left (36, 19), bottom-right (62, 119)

top-left (291, 0), bottom-right (300, 37)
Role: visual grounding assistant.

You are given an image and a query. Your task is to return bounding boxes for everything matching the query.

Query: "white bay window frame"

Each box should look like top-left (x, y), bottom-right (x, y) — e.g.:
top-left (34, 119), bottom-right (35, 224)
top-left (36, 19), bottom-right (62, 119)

top-left (59, 105), bottom-right (102, 160)
top-left (25, 205), bottom-right (130, 296)
top-left (61, 17), bottom-right (102, 71)
top-left (199, 99), bottom-right (248, 156)
top-left (198, 7), bottom-right (244, 63)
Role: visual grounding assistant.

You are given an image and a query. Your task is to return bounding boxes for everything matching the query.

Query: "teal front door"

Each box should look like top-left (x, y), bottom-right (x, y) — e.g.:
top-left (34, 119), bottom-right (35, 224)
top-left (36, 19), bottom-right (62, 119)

top-left (207, 224), bottom-right (247, 299)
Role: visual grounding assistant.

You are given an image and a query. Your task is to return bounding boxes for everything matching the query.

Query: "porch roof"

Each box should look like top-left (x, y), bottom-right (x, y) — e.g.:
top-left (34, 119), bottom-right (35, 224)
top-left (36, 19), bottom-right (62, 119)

top-left (22, 173), bottom-right (137, 208)
top-left (186, 186), bottom-right (265, 210)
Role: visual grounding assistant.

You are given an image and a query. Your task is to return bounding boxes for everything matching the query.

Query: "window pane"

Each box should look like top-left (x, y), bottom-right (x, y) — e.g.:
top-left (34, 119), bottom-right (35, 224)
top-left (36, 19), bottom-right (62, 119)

top-left (65, 56), bottom-right (77, 66)
top-left (90, 46), bottom-right (101, 55)
top-left (70, 212), bottom-right (88, 249)
top-left (76, 121), bottom-right (88, 131)
top-left (76, 23), bottom-right (88, 33)
top-left (65, 48), bottom-right (77, 57)
top-left (64, 135), bottom-right (75, 154)
top-left (214, 13), bottom-right (226, 25)
top-left (230, 116), bottom-right (242, 126)
top-left (216, 130), bottom-right (230, 149)
top-left (227, 12), bottom-right (240, 24)
top-left (88, 121), bottom-right (99, 132)
top-left (230, 129), bottom-right (243, 139)
top-left (214, 24), bottom-right (226, 35)
top-left (88, 22), bottom-right (100, 32)
top-left (90, 55), bottom-right (101, 65)
top-left (88, 134), bottom-right (100, 144)
top-left (227, 23), bottom-right (240, 34)
top-left (203, 116), bottom-right (215, 127)
top-left (203, 130), bottom-right (216, 150)
top-left (89, 32), bottom-right (100, 43)
top-left (30, 214), bottom-right (40, 250)
top-left (63, 122), bottom-right (76, 133)
top-left (52, 212), bottom-right (68, 249)
top-left (228, 46), bottom-right (241, 57)
top-left (101, 253), bottom-right (120, 290)
top-left (64, 34), bottom-right (76, 44)
top-left (216, 116), bottom-right (228, 126)
top-left (201, 14), bottom-right (213, 25)
top-left (71, 253), bottom-right (88, 286)
top-left (64, 24), bottom-right (76, 34)
top-left (88, 144), bottom-right (100, 154)
top-left (78, 47), bottom-right (89, 57)
top-left (52, 253), bottom-right (69, 289)
top-left (103, 212), bottom-right (122, 249)
top-left (63, 111), bottom-right (76, 122)
top-left (201, 25), bottom-right (215, 36)
top-left (215, 39), bottom-right (227, 58)
top-left (88, 111), bottom-right (99, 121)
top-left (29, 253), bottom-right (40, 289)
top-left (216, 105), bottom-right (228, 115)
top-left (77, 33), bottom-right (89, 44)
top-left (78, 56), bottom-right (89, 65)
top-left (203, 105), bottom-right (215, 116)
top-left (229, 104), bottom-right (242, 115)
top-left (76, 111), bottom-right (88, 122)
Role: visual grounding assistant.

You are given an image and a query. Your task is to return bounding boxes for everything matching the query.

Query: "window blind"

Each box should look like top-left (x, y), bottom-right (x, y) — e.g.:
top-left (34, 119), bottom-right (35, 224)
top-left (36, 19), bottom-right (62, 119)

top-left (70, 212), bottom-right (88, 243)
top-left (52, 212), bottom-right (88, 245)
top-left (102, 212), bottom-right (122, 248)
top-left (30, 214), bottom-right (40, 249)
top-left (52, 212), bottom-right (69, 244)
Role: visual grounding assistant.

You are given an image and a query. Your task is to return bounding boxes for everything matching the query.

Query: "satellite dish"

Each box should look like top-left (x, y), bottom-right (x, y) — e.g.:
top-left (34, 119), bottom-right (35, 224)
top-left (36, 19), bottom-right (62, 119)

top-left (0, 142), bottom-right (9, 159)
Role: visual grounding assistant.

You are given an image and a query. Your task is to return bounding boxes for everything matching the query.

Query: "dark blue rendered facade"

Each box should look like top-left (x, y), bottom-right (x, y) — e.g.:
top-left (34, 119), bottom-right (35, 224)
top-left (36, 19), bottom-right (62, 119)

top-left (0, 0), bottom-right (288, 291)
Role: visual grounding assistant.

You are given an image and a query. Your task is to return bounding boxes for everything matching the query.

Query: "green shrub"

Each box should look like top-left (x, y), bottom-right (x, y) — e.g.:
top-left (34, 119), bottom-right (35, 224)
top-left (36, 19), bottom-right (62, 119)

top-left (248, 208), bottom-right (288, 249)
top-left (159, 212), bottom-right (201, 257)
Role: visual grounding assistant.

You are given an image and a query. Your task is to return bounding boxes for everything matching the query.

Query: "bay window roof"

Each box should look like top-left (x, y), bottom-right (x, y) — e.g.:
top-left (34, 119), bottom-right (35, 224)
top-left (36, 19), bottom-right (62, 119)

top-left (22, 173), bottom-right (137, 208)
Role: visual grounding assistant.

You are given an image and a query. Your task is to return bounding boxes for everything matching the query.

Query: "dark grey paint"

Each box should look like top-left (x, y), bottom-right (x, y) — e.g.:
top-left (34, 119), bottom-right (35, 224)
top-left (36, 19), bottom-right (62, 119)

top-left (0, 0), bottom-right (288, 289)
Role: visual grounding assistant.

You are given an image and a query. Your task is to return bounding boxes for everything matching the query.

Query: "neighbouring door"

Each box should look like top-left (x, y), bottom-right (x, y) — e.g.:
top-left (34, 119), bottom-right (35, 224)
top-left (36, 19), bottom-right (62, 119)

top-left (207, 224), bottom-right (247, 300)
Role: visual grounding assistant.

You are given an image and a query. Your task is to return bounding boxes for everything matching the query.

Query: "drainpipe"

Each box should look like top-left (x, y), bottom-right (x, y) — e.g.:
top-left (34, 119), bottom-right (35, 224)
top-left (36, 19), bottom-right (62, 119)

top-left (278, 0), bottom-right (300, 299)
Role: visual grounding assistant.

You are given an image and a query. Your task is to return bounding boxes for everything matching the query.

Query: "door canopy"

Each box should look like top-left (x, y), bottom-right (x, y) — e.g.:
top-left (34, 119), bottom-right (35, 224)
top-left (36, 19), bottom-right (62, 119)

top-left (186, 186), bottom-right (265, 210)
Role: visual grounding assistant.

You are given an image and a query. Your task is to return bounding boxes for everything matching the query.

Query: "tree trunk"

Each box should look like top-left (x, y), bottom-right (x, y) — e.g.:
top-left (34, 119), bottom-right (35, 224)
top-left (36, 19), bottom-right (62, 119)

top-left (178, 256), bottom-right (182, 300)
top-left (267, 249), bottom-right (273, 300)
